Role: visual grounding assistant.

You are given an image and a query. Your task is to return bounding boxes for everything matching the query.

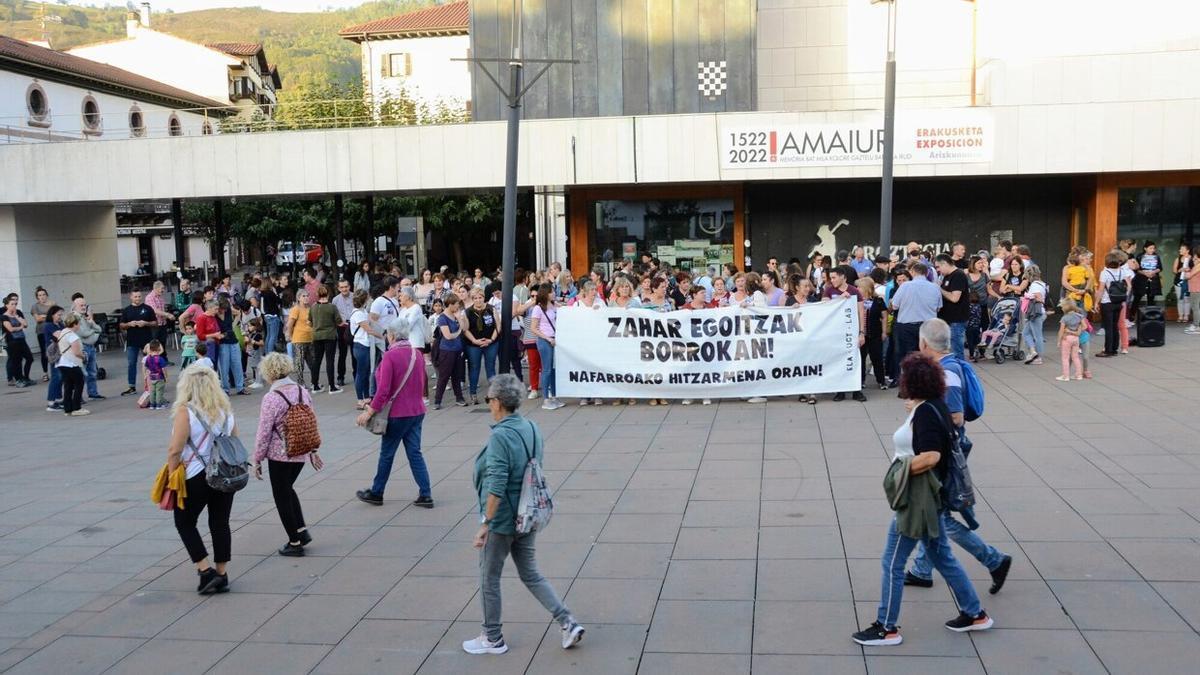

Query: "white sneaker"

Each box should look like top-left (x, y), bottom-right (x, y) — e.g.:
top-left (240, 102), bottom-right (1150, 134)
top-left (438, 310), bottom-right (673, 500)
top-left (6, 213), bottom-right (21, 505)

top-left (560, 621), bottom-right (585, 649)
top-left (578, 399), bottom-right (590, 406)
top-left (702, 398), bottom-right (712, 405)
top-left (552, 399), bottom-right (566, 409)
top-left (681, 399), bottom-right (693, 405)
top-left (747, 396), bottom-right (767, 403)
top-left (542, 400), bottom-right (557, 410)
top-left (248, 381), bottom-right (263, 389)
top-left (594, 399), bottom-right (603, 405)
top-left (1125, 320), bottom-right (1135, 328)
top-left (70, 409), bottom-right (91, 416)
top-left (462, 633), bottom-right (508, 655)
top-left (527, 390), bottom-right (540, 400)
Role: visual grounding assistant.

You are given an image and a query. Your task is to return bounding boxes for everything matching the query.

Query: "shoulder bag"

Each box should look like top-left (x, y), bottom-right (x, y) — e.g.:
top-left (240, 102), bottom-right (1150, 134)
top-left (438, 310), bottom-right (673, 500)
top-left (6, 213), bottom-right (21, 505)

top-left (365, 346), bottom-right (418, 435)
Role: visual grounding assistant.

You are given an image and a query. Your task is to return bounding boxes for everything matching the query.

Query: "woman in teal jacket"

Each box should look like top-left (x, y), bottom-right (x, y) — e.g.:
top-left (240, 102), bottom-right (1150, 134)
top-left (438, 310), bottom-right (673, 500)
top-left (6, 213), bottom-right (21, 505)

top-left (462, 373), bottom-right (585, 656)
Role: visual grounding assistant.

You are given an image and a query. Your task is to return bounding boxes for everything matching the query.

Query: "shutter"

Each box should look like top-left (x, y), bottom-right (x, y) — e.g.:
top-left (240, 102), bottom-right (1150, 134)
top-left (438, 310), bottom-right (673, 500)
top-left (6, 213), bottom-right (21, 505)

top-left (381, 53), bottom-right (391, 78)
top-left (404, 53), bottom-right (412, 76)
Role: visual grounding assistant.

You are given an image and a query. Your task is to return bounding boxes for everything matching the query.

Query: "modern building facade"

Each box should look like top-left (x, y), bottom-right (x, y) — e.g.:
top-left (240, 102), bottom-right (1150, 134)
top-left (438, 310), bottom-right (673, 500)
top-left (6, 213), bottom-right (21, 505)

top-left (340, 0), bottom-right (471, 115)
top-left (67, 3), bottom-right (281, 122)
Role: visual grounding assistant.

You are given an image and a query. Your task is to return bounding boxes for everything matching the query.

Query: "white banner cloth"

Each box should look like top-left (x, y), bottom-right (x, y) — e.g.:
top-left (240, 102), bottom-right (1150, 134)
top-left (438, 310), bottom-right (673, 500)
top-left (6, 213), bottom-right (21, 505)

top-left (554, 298), bottom-right (862, 399)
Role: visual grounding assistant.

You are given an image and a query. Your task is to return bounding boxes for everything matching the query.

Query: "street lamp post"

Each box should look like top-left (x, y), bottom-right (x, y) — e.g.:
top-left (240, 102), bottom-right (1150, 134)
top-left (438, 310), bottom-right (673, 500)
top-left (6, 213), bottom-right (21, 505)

top-left (875, 0), bottom-right (898, 259)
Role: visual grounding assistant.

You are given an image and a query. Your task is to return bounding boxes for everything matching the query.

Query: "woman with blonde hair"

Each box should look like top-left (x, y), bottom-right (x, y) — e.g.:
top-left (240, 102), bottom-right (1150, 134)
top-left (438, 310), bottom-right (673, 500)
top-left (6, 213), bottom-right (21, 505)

top-left (166, 364), bottom-right (239, 594)
top-left (607, 277), bottom-right (642, 309)
top-left (1061, 247), bottom-right (1094, 314)
top-left (253, 352), bottom-right (324, 557)
top-left (286, 289), bottom-right (313, 388)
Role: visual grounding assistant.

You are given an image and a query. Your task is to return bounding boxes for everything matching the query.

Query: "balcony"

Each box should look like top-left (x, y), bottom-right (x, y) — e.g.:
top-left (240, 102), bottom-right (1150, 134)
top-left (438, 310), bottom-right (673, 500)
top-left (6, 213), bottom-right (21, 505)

top-left (229, 77), bottom-right (257, 102)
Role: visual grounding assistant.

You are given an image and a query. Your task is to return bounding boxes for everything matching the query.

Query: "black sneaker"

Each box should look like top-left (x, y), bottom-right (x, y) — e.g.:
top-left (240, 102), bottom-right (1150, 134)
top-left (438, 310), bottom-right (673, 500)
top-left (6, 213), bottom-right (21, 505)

top-left (297, 530), bottom-right (312, 546)
top-left (851, 622), bottom-right (902, 646)
top-left (852, 391), bottom-right (867, 402)
top-left (90, 394), bottom-right (107, 400)
top-left (312, 385), bottom-right (324, 393)
top-left (202, 572), bottom-right (229, 595)
top-left (832, 392), bottom-right (846, 402)
top-left (120, 386), bottom-right (137, 396)
top-left (945, 610), bottom-right (993, 632)
top-left (328, 386), bottom-right (344, 394)
top-left (356, 489), bottom-right (383, 506)
top-left (413, 495), bottom-right (434, 509)
top-left (278, 542), bottom-right (305, 557)
top-left (336, 378), bottom-right (345, 387)
top-left (904, 572), bottom-right (933, 588)
top-left (989, 555), bottom-right (1012, 594)
top-left (455, 399), bottom-right (468, 407)
top-left (197, 567), bottom-right (219, 593)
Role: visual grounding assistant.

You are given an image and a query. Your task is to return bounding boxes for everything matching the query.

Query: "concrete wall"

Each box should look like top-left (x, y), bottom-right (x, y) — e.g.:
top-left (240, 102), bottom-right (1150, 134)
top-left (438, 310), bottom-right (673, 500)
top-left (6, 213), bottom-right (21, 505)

top-left (360, 34), bottom-right (471, 111)
top-left (0, 204), bottom-right (120, 352)
top-left (470, 0), bottom-right (757, 122)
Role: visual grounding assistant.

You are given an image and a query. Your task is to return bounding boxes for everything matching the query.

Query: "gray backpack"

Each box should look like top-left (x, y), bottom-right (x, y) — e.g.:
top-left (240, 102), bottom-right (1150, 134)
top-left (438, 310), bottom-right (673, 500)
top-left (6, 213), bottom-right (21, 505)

top-left (188, 409), bottom-right (250, 493)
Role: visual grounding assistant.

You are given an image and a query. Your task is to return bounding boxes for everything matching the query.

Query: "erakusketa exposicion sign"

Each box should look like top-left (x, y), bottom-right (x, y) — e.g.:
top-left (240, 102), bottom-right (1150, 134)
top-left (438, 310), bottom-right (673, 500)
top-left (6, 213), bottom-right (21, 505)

top-left (554, 298), bottom-right (862, 399)
top-left (720, 111), bottom-right (993, 169)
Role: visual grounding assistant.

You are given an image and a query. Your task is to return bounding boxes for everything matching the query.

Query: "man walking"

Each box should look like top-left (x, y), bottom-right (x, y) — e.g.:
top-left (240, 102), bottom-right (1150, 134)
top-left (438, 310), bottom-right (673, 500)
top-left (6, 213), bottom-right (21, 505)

top-left (889, 261), bottom-right (942, 369)
top-left (118, 289), bottom-right (157, 396)
top-left (935, 254), bottom-right (970, 359)
top-left (70, 294), bottom-right (105, 401)
top-left (906, 319), bottom-right (1012, 594)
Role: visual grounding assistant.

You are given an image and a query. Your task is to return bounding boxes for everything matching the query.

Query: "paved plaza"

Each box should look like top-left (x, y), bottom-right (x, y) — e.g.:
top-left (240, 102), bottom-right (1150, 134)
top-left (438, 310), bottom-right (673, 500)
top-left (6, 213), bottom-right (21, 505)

top-left (1, 332), bottom-right (1199, 674)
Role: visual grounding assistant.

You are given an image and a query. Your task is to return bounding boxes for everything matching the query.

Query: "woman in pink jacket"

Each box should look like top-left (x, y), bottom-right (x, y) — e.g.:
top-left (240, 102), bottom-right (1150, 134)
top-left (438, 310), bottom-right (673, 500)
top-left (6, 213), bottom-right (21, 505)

top-left (253, 352), bottom-right (323, 557)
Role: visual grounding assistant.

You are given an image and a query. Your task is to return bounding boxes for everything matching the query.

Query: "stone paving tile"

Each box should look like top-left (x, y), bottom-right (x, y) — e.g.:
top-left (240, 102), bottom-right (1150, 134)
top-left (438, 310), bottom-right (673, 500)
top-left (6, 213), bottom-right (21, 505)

top-left (973, 628), bottom-right (1107, 674)
top-left (4, 635), bottom-right (144, 675)
top-left (637, 652), bottom-right (750, 674)
top-left (644, 599), bottom-right (753, 654)
top-left (106, 637), bottom-right (237, 675)
top-left (1083, 630), bottom-right (1200, 675)
top-left (526, 622), bottom-right (646, 675)
top-left (210, 641), bottom-right (332, 674)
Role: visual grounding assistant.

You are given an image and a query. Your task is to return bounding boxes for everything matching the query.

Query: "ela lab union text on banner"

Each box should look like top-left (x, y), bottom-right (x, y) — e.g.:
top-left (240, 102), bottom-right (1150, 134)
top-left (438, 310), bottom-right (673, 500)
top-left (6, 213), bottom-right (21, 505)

top-left (721, 111), bottom-right (993, 169)
top-left (555, 298), bottom-right (862, 399)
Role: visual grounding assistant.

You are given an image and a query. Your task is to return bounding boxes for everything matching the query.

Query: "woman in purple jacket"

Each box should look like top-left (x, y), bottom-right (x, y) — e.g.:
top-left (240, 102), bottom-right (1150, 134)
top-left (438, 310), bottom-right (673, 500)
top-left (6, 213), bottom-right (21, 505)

top-left (355, 316), bottom-right (432, 508)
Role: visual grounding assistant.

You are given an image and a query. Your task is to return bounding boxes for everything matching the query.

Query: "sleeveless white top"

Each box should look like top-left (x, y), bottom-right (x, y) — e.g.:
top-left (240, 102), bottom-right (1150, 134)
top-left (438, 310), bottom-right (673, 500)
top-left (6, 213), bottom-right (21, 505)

top-left (184, 408), bottom-right (234, 479)
top-left (892, 407), bottom-right (918, 461)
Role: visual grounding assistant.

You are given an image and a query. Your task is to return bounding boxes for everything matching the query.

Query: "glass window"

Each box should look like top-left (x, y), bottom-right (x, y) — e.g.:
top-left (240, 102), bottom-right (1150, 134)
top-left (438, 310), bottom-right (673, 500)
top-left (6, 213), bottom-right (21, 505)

top-left (1117, 186), bottom-right (1200, 295)
top-left (587, 198), bottom-right (735, 275)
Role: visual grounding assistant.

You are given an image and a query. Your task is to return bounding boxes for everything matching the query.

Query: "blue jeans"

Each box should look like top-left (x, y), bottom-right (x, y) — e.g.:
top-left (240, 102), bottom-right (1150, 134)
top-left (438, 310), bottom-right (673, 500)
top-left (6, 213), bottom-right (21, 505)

top-left (371, 414), bottom-right (429, 498)
top-left (536, 338), bottom-right (555, 397)
top-left (217, 342), bottom-right (244, 391)
top-left (949, 321), bottom-right (966, 360)
top-left (1022, 311), bottom-right (1045, 356)
top-left (909, 511), bottom-right (1006, 580)
top-left (125, 345), bottom-right (141, 387)
top-left (47, 362), bottom-right (62, 402)
top-left (352, 343), bottom-right (372, 399)
top-left (265, 315), bottom-right (281, 354)
top-left (876, 516), bottom-right (982, 628)
top-left (82, 343), bottom-right (99, 397)
top-left (465, 341), bottom-right (499, 395)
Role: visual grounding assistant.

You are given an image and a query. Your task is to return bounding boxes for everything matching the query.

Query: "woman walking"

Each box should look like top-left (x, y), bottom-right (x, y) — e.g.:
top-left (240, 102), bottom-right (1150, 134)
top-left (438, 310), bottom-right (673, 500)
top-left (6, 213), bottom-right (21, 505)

top-left (851, 353), bottom-right (992, 646)
top-left (253, 353), bottom-right (323, 557)
top-left (166, 365), bottom-right (240, 595)
top-left (463, 373), bottom-right (584, 655)
top-left (286, 289), bottom-right (314, 388)
top-left (356, 318), bottom-right (432, 508)
top-left (432, 295), bottom-right (467, 409)
top-left (530, 284), bottom-right (564, 410)
top-left (57, 314), bottom-right (88, 416)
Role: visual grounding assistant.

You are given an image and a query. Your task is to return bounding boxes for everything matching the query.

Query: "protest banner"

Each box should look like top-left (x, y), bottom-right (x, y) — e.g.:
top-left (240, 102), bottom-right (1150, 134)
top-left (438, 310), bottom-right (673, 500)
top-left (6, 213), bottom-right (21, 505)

top-left (555, 298), bottom-right (862, 399)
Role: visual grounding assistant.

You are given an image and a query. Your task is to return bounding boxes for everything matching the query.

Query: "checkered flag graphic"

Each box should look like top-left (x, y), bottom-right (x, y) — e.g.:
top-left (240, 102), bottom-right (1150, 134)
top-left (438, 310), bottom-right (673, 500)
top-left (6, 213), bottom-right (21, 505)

top-left (698, 60), bottom-right (728, 100)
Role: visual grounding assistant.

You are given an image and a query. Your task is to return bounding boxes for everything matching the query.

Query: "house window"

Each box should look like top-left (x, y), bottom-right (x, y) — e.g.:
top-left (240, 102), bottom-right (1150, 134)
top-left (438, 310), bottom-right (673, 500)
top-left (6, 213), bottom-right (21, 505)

top-left (385, 52), bottom-right (412, 77)
top-left (129, 106), bottom-right (146, 137)
top-left (202, 121), bottom-right (213, 135)
top-left (168, 114), bottom-right (183, 137)
top-left (26, 83), bottom-right (50, 127)
top-left (81, 95), bottom-right (102, 135)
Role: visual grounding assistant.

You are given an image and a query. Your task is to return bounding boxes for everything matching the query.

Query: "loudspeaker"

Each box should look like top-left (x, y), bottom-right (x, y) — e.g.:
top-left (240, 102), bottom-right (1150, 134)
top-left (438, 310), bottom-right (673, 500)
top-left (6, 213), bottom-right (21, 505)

top-left (1137, 305), bottom-right (1165, 347)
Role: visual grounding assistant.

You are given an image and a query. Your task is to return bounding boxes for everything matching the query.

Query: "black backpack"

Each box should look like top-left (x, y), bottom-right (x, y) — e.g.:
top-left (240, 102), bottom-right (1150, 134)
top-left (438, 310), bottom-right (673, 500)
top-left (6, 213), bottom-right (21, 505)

top-left (1105, 269), bottom-right (1127, 302)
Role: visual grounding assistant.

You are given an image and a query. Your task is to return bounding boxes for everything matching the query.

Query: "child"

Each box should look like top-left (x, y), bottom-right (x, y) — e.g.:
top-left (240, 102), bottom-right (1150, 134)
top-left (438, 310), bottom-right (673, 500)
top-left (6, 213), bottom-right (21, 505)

top-left (965, 291), bottom-right (984, 362)
top-left (179, 321), bottom-right (198, 368)
top-left (978, 313), bottom-right (1011, 356)
top-left (1078, 312), bottom-right (1093, 379)
top-left (1056, 298), bottom-right (1086, 382)
top-left (245, 316), bottom-right (265, 388)
top-left (143, 340), bottom-right (169, 409)
top-left (192, 342), bottom-right (214, 370)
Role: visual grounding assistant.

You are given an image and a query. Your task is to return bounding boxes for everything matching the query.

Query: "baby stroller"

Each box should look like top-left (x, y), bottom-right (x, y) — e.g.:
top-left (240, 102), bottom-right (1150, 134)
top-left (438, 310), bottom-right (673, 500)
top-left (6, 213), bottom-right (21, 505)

top-left (981, 297), bottom-right (1025, 364)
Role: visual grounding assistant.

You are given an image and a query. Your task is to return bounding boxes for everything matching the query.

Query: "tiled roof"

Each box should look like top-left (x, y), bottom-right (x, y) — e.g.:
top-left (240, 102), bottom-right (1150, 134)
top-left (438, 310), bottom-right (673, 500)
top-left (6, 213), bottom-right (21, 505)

top-left (206, 42), bottom-right (263, 57)
top-left (0, 34), bottom-right (229, 110)
top-left (340, 0), bottom-right (468, 40)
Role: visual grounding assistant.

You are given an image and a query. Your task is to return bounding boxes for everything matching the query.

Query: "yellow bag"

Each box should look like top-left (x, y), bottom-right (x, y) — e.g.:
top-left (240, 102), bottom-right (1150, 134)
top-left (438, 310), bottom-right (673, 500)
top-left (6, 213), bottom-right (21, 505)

top-left (151, 462), bottom-right (189, 510)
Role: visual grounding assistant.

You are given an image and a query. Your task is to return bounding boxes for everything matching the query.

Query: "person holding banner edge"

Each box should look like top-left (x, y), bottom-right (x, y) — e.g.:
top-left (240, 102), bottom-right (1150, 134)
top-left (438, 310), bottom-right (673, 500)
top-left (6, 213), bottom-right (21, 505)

top-left (823, 265), bottom-right (868, 402)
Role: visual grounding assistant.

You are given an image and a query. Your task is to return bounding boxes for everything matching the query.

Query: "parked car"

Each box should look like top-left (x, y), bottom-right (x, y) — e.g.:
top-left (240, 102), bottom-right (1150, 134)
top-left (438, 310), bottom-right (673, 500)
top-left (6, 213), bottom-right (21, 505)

top-left (275, 242), bottom-right (323, 266)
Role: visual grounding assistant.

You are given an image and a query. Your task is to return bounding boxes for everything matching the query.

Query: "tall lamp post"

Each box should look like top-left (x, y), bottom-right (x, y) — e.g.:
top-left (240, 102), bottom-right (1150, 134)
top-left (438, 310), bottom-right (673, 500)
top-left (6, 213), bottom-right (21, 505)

top-left (874, 0), bottom-right (898, 259)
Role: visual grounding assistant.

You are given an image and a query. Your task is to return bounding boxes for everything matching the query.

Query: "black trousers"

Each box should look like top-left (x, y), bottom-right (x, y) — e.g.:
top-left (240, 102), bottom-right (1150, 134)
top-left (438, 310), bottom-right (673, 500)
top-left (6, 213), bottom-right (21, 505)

top-left (36, 332), bottom-right (48, 374)
top-left (865, 337), bottom-right (885, 385)
top-left (311, 338), bottom-right (338, 388)
top-left (434, 348), bottom-right (465, 403)
top-left (173, 474), bottom-right (235, 564)
top-left (1101, 301), bottom-right (1122, 355)
top-left (268, 459), bottom-right (307, 542)
top-left (5, 339), bottom-right (33, 381)
top-left (60, 365), bottom-right (84, 413)
top-left (507, 329), bottom-right (524, 380)
top-left (336, 325), bottom-right (351, 382)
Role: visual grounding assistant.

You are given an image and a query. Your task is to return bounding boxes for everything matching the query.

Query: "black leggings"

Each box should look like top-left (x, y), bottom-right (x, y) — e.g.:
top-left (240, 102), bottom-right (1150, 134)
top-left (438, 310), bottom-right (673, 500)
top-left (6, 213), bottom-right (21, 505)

top-left (434, 348), bottom-right (464, 404)
top-left (1100, 301), bottom-right (1123, 355)
top-left (60, 365), bottom-right (84, 413)
top-left (174, 474), bottom-right (235, 564)
top-left (268, 459), bottom-right (307, 542)
top-left (37, 332), bottom-right (48, 374)
top-left (311, 338), bottom-right (337, 388)
top-left (865, 337), bottom-right (885, 385)
top-left (5, 339), bottom-right (33, 381)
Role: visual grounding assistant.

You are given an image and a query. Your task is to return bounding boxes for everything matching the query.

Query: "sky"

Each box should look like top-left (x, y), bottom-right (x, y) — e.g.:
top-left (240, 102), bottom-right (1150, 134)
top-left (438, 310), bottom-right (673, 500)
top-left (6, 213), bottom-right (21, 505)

top-left (113, 1), bottom-right (370, 13)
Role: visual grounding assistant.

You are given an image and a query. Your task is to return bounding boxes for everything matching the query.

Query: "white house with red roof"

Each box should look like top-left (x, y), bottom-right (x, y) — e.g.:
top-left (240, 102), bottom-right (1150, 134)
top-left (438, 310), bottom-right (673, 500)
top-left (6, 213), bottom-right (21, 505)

top-left (340, 0), bottom-right (470, 115)
top-left (67, 3), bottom-right (281, 120)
